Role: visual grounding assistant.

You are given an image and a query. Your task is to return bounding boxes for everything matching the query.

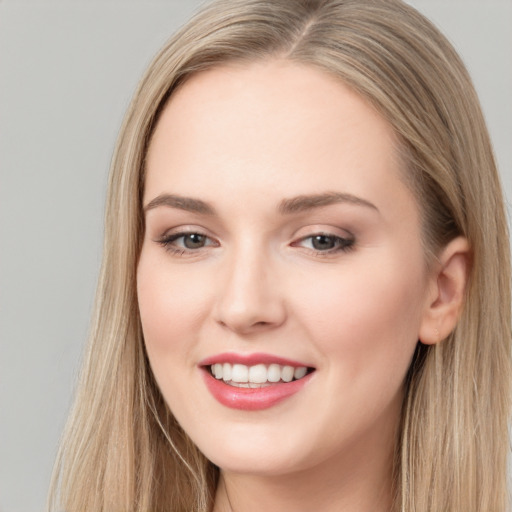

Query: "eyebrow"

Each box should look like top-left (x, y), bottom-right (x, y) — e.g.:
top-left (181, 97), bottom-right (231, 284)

top-left (144, 194), bottom-right (216, 215)
top-left (143, 191), bottom-right (378, 216)
top-left (278, 192), bottom-right (378, 214)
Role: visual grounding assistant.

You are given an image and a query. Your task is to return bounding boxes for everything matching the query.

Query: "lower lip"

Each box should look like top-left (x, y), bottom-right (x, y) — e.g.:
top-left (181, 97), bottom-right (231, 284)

top-left (202, 370), bottom-right (313, 411)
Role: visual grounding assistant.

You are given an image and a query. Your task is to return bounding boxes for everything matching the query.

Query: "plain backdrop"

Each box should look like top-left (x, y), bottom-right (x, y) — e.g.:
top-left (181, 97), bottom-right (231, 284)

top-left (1, 1), bottom-right (511, 511)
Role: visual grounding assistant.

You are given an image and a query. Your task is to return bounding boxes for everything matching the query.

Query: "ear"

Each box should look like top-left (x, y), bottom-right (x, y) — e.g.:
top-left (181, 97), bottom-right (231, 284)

top-left (419, 236), bottom-right (470, 345)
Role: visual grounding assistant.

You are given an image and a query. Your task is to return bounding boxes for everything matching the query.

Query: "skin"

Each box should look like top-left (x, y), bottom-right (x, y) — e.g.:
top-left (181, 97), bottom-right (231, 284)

top-left (137, 60), bottom-right (468, 512)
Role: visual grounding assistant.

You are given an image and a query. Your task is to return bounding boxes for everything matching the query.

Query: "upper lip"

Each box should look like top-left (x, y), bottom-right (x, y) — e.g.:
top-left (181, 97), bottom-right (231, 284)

top-left (199, 352), bottom-right (313, 368)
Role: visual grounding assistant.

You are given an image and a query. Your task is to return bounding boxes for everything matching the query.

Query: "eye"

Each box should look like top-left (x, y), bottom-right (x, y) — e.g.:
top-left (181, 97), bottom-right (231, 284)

top-left (294, 233), bottom-right (355, 254)
top-left (157, 231), bottom-right (219, 254)
top-left (178, 233), bottom-right (209, 249)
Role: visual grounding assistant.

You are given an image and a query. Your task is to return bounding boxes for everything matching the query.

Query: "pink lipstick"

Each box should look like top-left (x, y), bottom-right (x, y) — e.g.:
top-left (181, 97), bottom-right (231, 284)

top-left (199, 353), bottom-right (315, 411)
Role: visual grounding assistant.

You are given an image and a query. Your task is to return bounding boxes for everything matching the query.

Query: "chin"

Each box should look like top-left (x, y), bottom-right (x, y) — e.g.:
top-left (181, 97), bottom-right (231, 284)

top-left (207, 448), bottom-right (306, 477)
top-left (188, 420), bottom-right (318, 476)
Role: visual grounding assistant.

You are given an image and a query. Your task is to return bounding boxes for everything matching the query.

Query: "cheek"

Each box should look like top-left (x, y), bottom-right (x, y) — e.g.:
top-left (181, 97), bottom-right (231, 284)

top-left (292, 252), bottom-right (426, 378)
top-left (136, 250), bottom-right (209, 375)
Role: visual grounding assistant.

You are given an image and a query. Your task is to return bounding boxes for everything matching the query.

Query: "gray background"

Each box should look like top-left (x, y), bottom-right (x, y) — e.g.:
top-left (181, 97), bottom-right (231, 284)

top-left (1, 1), bottom-right (511, 511)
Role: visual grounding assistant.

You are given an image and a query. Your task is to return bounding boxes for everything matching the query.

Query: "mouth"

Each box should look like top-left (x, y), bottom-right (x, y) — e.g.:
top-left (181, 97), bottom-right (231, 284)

top-left (207, 362), bottom-right (314, 388)
top-left (199, 354), bottom-right (316, 410)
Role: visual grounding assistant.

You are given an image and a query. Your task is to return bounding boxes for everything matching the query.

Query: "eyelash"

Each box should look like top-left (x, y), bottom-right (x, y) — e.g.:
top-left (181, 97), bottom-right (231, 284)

top-left (156, 231), bottom-right (355, 256)
top-left (157, 231), bottom-right (218, 256)
top-left (293, 233), bottom-right (355, 255)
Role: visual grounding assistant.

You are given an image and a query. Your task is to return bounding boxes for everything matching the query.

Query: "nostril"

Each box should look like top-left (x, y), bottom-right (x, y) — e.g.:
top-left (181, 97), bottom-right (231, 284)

top-left (216, 311), bottom-right (285, 334)
top-left (213, 267), bottom-right (287, 333)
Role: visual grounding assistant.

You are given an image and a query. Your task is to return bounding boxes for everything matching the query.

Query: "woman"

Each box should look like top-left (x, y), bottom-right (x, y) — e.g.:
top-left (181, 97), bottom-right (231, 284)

top-left (48, 1), bottom-right (511, 511)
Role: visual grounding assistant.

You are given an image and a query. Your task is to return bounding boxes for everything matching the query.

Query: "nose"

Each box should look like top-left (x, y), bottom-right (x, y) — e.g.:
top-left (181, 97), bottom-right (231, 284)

top-left (214, 245), bottom-right (286, 335)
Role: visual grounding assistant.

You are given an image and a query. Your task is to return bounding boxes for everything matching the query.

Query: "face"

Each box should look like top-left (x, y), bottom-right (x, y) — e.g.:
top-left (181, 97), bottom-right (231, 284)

top-left (137, 61), bottom-right (433, 477)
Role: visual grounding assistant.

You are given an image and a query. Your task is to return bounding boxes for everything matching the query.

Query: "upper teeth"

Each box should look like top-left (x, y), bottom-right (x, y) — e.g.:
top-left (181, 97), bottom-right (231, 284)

top-left (211, 363), bottom-right (308, 385)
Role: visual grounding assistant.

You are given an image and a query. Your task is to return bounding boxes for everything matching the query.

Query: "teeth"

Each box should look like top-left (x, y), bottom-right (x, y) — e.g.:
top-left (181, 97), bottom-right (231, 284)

top-left (294, 366), bottom-right (307, 379)
top-left (210, 362), bottom-right (310, 385)
top-left (268, 364), bottom-right (281, 382)
top-left (281, 365), bottom-right (294, 382)
top-left (231, 364), bottom-right (249, 383)
top-left (213, 363), bottom-right (223, 379)
top-left (248, 364), bottom-right (267, 383)
top-left (222, 363), bottom-right (232, 381)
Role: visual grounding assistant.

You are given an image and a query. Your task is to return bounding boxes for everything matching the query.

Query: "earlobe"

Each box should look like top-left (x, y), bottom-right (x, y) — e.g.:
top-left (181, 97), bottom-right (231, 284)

top-left (419, 236), bottom-right (470, 345)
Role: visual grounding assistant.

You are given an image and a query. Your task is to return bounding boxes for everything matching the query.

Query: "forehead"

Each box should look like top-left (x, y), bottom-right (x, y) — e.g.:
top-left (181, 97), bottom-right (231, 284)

top-left (148, 60), bottom-right (398, 165)
top-left (144, 60), bottom-right (415, 223)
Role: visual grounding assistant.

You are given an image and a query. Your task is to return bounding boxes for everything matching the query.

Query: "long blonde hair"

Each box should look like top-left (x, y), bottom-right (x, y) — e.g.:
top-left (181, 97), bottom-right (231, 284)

top-left (48, 1), bottom-right (511, 511)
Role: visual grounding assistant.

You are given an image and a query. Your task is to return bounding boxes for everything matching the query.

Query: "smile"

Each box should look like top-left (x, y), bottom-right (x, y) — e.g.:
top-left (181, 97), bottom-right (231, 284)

top-left (200, 353), bottom-right (315, 410)
top-left (210, 363), bottom-right (309, 387)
